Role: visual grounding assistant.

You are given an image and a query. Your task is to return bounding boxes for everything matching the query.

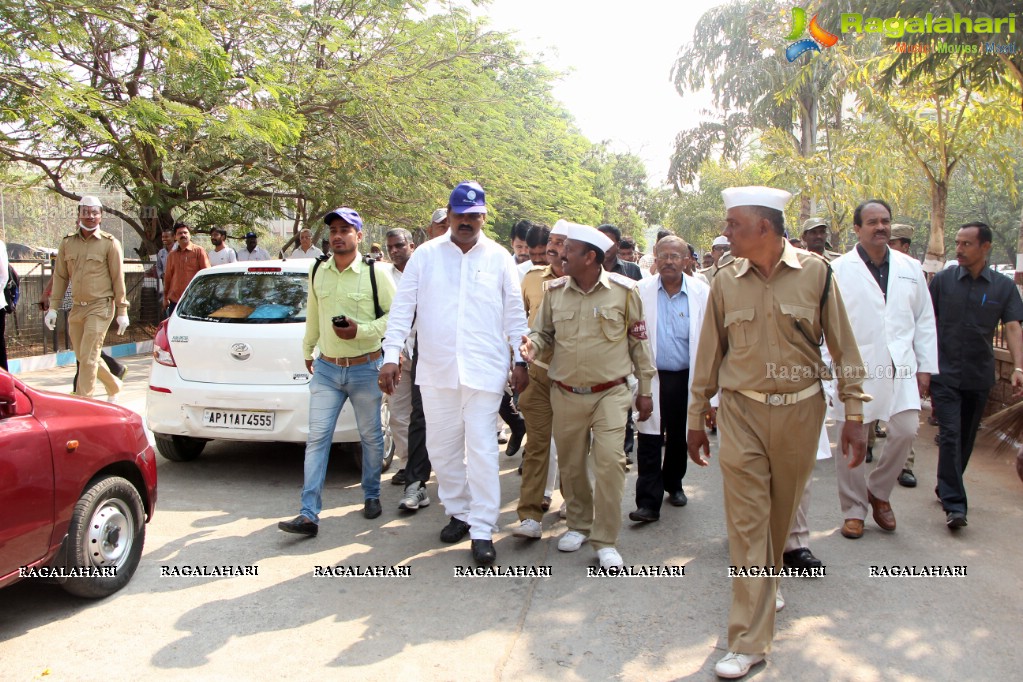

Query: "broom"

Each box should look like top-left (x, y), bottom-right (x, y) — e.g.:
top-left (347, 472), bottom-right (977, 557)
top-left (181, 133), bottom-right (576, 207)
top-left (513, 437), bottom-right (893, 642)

top-left (982, 401), bottom-right (1023, 483)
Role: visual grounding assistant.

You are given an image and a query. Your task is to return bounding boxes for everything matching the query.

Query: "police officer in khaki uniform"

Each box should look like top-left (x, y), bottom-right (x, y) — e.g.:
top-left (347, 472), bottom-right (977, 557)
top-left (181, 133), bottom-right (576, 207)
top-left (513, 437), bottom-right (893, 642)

top-left (800, 217), bottom-right (842, 261)
top-left (45, 196), bottom-right (129, 399)
top-left (511, 219), bottom-right (570, 539)
top-left (521, 223), bottom-right (655, 570)
top-left (686, 187), bottom-right (868, 680)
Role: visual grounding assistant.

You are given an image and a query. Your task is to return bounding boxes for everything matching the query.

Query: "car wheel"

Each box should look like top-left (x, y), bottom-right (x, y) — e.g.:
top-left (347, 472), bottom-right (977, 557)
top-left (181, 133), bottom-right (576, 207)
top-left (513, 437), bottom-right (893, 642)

top-left (61, 476), bottom-right (146, 599)
top-left (155, 434), bottom-right (206, 462)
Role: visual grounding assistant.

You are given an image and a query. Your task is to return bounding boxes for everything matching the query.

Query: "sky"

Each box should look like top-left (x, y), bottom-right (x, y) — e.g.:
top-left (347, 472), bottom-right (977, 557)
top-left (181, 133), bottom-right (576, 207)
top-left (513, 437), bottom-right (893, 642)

top-left (473, 0), bottom-right (727, 186)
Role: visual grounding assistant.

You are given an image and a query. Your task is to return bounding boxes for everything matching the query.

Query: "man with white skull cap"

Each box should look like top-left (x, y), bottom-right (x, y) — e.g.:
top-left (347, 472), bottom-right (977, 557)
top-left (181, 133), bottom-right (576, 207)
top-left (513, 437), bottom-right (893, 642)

top-left (46, 195), bottom-right (129, 400)
top-left (686, 186), bottom-right (869, 679)
top-left (521, 222), bottom-right (655, 570)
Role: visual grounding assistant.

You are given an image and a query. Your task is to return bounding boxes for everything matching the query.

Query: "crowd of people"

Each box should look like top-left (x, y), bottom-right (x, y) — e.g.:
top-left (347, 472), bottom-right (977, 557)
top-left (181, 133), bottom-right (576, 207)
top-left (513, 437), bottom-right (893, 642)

top-left (16, 184), bottom-right (1023, 680)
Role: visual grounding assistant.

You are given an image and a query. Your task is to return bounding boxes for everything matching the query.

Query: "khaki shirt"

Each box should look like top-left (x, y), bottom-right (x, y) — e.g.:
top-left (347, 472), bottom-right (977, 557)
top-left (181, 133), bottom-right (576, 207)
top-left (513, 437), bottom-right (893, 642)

top-left (688, 240), bottom-right (869, 424)
top-left (522, 265), bottom-right (559, 367)
top-left (529, 269), bottom-right (655, 396)
top-left (51, 229), bottom-right (128, 314)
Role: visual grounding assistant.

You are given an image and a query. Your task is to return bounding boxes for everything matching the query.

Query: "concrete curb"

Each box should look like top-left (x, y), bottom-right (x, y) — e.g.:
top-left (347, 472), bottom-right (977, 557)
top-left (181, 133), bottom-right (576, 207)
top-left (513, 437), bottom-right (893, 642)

top-left (7, 339), bottom-right (153, 375)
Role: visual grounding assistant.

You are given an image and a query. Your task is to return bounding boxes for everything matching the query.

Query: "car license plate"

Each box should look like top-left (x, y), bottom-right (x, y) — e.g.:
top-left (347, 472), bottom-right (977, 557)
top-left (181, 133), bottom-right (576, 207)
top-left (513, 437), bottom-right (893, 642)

top-left (202, 409), bottom-right (275, 431)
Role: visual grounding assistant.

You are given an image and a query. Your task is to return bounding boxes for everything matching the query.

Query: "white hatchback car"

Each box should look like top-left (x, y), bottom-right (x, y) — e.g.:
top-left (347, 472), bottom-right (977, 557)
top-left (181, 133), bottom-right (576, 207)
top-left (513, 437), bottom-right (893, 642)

top-left (146, 259), bottom-right (392, 468)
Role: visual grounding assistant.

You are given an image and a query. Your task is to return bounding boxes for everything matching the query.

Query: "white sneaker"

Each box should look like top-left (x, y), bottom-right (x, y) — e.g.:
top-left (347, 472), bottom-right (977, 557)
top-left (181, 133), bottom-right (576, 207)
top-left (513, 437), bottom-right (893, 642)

top-left (775, 588), bottom-right (785, 612)
top-left (512, 519), bottom-right (542, 539)
top-left (597, 547), bottom-right (624, 569)
top-left (714, 652), bottom-right (765, 679)
top-left (557, 530), bottom-right (587, 552)
top-left (558, 501), bottom-right (567, 519)
top-left (398, 483), bottom-right (430, 511)
top-left (106, 393), bottom-right (119, 404)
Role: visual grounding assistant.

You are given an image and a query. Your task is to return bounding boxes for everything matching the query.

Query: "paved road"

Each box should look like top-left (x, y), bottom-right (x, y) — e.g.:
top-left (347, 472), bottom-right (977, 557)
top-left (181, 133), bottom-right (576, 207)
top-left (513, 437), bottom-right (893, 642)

top-left (2, 355), bottom-right (1021, 680)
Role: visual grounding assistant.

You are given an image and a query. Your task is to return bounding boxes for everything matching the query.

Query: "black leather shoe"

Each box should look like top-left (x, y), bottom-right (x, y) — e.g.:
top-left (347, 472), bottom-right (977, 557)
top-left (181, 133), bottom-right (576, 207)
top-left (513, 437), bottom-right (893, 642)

top-left (874, 423), bottom-right (887, 438)
top-left (278, 515), bottom-right (318, 536)
top-left (668, 490), bottom-right (688, 507)
top-left (363, 498), bottom-right (382, 519)
top-left (629, 508), bottom-right (659, 523)
top-left (865, 446), bottom-right (873, 463)
top-left (783, 547), bottom-right (823, 571)
top-left (391, 468), bottom-right (407, 486)
top-left (946, 512), bottom-right (967, 529)
top-left (898, 469), bottom-right (917, 488)
top-left (114, 365), bottom-right (128, 381)
top-left (471, 539), bottom-right (497, 565)
top-left (440, 517), bottom-right (471, 543)
top-left (505, 427), bottom-right (525, 456)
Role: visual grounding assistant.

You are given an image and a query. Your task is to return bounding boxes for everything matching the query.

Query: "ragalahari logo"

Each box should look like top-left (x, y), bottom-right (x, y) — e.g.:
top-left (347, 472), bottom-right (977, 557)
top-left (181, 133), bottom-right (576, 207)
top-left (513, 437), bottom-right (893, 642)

top-left (785, 7), bottom-right (839, 61)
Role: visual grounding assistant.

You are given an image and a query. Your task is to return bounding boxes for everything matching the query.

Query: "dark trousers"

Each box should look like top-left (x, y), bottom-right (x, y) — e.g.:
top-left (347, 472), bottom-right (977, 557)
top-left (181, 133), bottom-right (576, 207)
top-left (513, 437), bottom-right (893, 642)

top-left (499, 390), bottom-right (526, 437)
top-left (0, 310), bottom-right (8, 371)
top-left (635, 369), bottom-right (689, 512)
top-left (405, 343), bottom-right (431, 486)
top-left (73, 352), bottom-right (124, 393)
top-left (931, 381), bottom-right (988, 516)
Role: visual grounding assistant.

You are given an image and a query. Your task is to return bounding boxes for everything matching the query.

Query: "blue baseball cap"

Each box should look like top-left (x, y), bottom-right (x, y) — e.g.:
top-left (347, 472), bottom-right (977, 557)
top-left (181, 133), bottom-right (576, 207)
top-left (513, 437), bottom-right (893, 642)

top-left (449, 182), bottom-right (487, 215)
top-left (323, 207), bottom-right (363, 231)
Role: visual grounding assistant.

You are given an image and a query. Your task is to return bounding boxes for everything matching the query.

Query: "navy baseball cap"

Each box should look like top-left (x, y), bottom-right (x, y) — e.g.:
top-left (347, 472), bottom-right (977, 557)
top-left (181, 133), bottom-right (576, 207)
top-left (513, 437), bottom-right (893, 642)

top-left (449, 182), bottom-right (486, 215)
top-left (323, 207), bottom-right (363, 231)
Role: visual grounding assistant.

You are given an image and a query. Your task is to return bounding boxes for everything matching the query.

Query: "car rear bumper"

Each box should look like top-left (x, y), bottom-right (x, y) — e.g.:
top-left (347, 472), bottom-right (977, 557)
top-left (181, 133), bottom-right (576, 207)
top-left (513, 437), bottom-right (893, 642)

top-left (146, 364), bottom-right (360, 443)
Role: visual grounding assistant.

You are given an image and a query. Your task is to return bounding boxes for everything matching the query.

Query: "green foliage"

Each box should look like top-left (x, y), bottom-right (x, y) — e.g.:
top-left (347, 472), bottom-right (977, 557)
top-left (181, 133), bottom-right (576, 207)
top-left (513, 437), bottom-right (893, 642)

top-left (0, 1), bottom-right (647, 255)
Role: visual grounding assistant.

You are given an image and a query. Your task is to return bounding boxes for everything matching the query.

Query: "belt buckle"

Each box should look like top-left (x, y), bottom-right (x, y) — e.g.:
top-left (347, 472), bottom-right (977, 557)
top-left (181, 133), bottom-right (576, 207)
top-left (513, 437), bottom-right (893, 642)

top-left (573, 386), bottom-right (591, 395)
top-left (768, 393), bottom-right (783, 406)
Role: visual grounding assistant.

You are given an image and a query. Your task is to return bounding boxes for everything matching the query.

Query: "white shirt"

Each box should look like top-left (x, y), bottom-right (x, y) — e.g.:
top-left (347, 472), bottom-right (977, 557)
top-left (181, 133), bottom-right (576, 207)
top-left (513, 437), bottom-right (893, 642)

top-left (208, 246), bottom-right (237, 266)
top-left (0, 240), bottom-right (9, 295)
top-left (383, 232), bottom-right (529, 394)
top-left (236, 246), bottom-right (271, 261)
top-left (517, 258), bottom-right (535, 282)
top-left (290, 245), bottom-right (323, 259)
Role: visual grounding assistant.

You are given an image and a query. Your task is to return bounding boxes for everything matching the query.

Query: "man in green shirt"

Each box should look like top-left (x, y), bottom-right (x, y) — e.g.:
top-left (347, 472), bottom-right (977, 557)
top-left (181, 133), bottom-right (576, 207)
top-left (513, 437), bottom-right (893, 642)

top-left (278, 207), bottom-right (395, 536)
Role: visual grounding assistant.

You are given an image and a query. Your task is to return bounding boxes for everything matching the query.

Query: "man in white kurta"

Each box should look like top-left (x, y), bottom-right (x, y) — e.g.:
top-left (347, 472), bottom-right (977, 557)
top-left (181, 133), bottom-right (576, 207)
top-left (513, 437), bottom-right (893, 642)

top-left (831, 200), bottom-right (937, 539)
top-left (379, 182), bottom-right (529, 567)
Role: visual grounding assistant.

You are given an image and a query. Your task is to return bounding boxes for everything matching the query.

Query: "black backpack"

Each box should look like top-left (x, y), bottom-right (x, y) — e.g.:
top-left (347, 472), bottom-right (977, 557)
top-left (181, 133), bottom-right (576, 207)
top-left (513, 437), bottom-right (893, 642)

top-left (3, 265), bottom-right (19, 314)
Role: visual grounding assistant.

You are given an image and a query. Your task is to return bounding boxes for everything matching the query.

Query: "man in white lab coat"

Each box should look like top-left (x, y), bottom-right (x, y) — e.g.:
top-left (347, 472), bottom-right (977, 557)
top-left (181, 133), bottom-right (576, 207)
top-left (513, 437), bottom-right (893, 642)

top-left (629, 236), bottom-right (709, 522)
top-left (831, 199), bottom-right (937, 539)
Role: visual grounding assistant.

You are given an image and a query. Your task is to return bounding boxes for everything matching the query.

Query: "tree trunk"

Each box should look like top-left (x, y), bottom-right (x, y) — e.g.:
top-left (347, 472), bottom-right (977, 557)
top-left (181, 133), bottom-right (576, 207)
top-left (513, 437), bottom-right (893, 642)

top-left (798, 94), bottom-right (818, 223)
top-left (922, 180), bottom-right (947, 274)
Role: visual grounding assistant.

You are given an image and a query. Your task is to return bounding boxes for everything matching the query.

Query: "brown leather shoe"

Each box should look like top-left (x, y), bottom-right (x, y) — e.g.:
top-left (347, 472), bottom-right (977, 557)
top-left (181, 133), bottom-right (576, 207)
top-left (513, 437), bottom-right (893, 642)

top-left (841, 518), bottom-right (864, 539)
top-left (868, 491), bottom-right (896, 531)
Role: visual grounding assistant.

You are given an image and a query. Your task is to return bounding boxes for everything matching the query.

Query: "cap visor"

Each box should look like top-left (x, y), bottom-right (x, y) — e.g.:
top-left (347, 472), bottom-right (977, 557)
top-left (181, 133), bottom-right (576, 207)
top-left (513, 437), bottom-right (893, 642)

top-left (451, 206), bottom-right (487, 215)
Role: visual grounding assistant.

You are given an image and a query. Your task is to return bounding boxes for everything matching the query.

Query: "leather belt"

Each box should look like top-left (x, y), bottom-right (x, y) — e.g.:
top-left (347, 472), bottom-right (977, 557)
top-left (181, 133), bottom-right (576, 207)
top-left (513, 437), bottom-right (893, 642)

top-left (74, 296), bottom-right (112, 307)
top-left (555, 377), bottom-right (627, 395)
top-left (738, 382), bottom-right (821, 407)
top-left (319, 349), bottom-right (382, 367)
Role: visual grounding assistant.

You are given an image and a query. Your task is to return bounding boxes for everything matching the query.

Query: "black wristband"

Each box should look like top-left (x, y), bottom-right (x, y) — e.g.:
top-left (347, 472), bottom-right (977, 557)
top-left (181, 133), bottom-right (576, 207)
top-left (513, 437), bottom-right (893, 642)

top-left (514, 361), bottom-right (528, 368)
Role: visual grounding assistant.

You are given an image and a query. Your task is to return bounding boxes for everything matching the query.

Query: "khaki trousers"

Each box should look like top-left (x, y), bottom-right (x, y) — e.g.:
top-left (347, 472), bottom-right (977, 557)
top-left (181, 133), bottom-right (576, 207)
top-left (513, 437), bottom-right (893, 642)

top-left (835, 409), bottom-right (918, 519)
top-left (517, 363), bottom-right (553, 522)
top-left (67, 299), bottom-right (116, 398)
top-left (386, 356), bottom-right (414, 468)
top-left (718, 389), bottom-right (825, 654)
top-left (550, 382), bottom-right (630, 550)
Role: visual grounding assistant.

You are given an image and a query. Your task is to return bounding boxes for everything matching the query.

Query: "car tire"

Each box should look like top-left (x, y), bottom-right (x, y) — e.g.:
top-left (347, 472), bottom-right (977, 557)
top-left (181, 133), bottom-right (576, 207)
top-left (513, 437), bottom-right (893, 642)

top-left (155, 435), bottom-right (206, 462)
top-left (61, 476), bottom-right (146, 599)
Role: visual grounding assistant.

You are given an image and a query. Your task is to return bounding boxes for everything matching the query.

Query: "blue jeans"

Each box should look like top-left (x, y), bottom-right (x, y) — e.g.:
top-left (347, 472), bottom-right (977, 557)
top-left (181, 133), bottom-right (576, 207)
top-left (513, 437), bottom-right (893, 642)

top-left (300, 356), bottom-right (384, 522)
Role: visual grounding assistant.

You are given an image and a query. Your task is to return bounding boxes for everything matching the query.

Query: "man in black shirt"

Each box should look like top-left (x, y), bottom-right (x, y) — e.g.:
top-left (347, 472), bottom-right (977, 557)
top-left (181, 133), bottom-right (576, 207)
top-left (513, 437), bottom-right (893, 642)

top-left (597, 224), bottom-right (643, 281)
top-left (930, 222), bottom-right (1023, 530)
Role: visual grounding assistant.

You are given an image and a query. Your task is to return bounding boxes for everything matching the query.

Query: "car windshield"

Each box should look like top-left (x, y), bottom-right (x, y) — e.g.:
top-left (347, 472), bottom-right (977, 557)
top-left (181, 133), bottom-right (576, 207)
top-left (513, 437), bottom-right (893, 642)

top-left (177, 272), bottom-right (308, 324)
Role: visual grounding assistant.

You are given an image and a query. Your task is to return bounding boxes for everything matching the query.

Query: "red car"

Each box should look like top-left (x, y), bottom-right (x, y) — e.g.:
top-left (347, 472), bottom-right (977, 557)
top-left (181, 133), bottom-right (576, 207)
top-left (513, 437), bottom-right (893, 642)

top-left (0, 369), bottom-right (157, 598)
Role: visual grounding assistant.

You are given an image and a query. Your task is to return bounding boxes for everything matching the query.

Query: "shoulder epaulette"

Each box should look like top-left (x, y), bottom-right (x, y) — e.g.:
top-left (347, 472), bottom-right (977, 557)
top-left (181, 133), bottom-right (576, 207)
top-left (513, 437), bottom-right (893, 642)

top-left (608, 272), bottom-right (638, 289)
top-left (711, 254), bottom-right (737, 277)
top-left (547, 276), bottom-right (569, 289)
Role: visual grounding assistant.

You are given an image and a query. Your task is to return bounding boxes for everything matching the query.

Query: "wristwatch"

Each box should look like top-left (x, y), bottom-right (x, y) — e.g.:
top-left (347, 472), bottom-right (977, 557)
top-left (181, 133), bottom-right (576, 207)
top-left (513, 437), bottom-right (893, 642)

top-left (846, 415), bottom-right (864, 422)
top-left (514, 361), bottom-right (528, 368)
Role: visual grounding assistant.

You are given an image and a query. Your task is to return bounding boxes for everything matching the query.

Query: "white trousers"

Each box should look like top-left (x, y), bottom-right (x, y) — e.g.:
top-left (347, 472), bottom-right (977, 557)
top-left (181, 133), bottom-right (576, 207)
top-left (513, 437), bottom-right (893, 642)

top-left (420, 385), bottom-right (503, 540)
top-left (545, 438), bottom-right (559, 497)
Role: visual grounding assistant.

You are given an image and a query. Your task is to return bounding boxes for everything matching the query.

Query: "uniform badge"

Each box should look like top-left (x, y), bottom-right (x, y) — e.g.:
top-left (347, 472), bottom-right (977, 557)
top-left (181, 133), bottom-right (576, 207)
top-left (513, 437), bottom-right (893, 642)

top-left (629, 320), bottom-right (648, 339)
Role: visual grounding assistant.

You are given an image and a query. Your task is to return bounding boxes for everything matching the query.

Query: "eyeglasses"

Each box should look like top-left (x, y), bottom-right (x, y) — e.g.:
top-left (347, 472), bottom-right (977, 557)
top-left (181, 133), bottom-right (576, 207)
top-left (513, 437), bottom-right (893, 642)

top-left (655, 254), bottom-right (686, 262)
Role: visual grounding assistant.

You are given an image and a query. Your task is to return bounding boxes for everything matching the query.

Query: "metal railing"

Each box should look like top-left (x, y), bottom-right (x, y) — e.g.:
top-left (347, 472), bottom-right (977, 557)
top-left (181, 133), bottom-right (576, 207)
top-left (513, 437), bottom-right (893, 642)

top-left (5, 259), bottom-right (160, 359)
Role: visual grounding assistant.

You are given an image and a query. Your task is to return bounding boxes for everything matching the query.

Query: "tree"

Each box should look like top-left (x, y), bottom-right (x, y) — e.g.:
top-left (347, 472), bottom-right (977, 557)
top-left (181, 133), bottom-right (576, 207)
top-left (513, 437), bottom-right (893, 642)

top-left (848, 54), bottom-right (1020, 271)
